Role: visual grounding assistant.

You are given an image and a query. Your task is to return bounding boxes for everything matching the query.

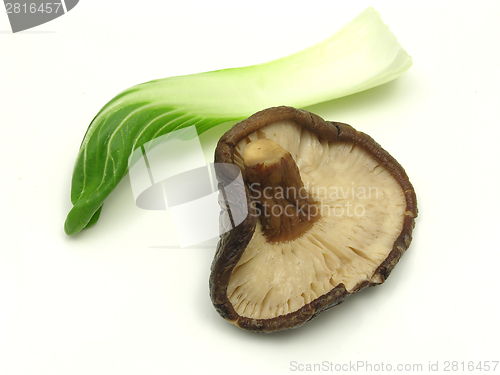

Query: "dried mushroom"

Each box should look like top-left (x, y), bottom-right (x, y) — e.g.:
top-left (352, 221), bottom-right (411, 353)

top-left (210, 106), bottom-right (417, 332)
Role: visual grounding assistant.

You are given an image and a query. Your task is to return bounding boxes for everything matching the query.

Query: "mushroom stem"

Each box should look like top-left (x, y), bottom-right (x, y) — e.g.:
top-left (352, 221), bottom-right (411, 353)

top-left (243, 139), bottom-right (319, 243)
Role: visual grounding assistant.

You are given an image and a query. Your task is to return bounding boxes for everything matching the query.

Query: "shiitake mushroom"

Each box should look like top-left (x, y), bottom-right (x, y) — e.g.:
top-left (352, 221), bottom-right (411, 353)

top-left (210, 106), bottom-right (417, 333)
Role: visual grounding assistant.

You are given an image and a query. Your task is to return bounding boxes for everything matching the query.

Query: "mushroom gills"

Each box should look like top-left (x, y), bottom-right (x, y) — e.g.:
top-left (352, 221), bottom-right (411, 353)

top-left (228, 120), bottom-right (406, 320)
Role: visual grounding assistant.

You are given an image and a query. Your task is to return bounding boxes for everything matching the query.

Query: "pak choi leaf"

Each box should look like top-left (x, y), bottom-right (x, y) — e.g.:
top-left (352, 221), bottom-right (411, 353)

top-left (64, 7), bottom-right (412, 235)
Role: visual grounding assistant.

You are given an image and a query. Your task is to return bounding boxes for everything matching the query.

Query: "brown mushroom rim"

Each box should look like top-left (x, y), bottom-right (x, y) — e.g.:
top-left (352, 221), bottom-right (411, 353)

top-left (211, 107), bottom-right (417, 326)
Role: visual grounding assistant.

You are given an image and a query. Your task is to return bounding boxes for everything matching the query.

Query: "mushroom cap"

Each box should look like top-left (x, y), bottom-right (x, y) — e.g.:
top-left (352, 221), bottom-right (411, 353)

top-left (210, 106), bottom-right (417, 332)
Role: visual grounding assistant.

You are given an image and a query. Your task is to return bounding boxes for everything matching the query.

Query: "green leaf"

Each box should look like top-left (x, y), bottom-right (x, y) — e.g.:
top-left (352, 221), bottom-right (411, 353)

top-left (64, 7), bottom-right (412, 235)
top-left (82, 206), bottom-right (102, 230)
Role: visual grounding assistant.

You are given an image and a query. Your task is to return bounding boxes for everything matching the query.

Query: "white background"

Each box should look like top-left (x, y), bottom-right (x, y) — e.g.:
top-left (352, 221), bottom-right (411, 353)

top-left (1, 1), bottom-right (499, 374)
